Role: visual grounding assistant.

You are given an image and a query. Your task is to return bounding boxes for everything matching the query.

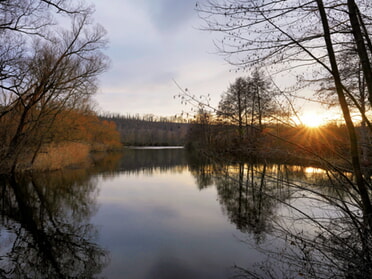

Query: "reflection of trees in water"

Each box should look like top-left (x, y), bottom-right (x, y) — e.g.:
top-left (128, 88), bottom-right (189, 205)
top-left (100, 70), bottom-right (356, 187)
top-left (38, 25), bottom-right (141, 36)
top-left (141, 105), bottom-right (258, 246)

top-left (215, 163), bottom-right (290, 243)
top-left (188, 156), bottom-right (372, 279)
top-left (189, 162), bottom-right (293, 242)
top-left (118, 148), bottom-right (188, 175)
top-left (267, 168), bottom-right (372, 279)
top-left (0, 170), bottom-right (109, 278)
top-left (94, 148), bottom-right (193, 177)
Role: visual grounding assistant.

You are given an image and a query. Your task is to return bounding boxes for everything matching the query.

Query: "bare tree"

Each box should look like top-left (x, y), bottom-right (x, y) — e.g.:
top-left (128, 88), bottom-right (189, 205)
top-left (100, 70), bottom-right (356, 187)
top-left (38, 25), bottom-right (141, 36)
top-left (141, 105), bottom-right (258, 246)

top-left (0, 0), bottom-right (91, 99)
top-left (218, 70), bottom-right (277, 138)
top-left (198, 0), bottom-right (372, 228)
top-left (0, 0), bottom-right (89, 34)
top-left (0, 10), bottom-right (109, 173)
top-left (347, 0), bottom-right (372, 107)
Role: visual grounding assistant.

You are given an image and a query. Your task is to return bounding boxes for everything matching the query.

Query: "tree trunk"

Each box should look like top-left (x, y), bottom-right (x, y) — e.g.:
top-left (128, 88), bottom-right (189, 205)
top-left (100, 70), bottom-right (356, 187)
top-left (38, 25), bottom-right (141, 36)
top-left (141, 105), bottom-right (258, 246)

top-left (316, 0), bottom-right (372, 228)
top-left (237, 88), bottom-right (243, 143)
top-left (347, 0), bottom-right (372, 107)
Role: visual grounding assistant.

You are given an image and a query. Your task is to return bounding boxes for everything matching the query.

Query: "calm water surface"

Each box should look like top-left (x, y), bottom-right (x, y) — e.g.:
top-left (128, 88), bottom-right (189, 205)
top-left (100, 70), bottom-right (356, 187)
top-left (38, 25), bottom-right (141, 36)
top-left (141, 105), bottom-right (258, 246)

top-left (93, 149), bottom-right (261, 278)
top-left (0, 148), bottom-right (358, 278)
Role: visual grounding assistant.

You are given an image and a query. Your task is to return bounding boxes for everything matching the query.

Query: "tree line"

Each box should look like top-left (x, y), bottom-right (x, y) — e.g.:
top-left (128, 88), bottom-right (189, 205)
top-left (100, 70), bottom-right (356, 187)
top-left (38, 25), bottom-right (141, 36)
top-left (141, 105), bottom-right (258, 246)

top-left (100, 114), bottom-right (189, 146)
top-left (185, 70), bottom-right (365, 166)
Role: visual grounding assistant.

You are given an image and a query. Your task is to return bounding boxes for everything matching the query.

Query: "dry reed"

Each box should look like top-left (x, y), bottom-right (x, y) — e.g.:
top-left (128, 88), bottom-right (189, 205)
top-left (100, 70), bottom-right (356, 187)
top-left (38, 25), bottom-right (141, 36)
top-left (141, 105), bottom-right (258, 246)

top-left (32, 142), bottom-right (91, 171)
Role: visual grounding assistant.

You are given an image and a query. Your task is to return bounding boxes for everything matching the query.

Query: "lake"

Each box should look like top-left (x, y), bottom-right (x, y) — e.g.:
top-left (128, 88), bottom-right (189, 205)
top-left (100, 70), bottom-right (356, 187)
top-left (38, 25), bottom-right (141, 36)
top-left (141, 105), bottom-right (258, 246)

top-left (0, 148), bottom-right (369, 278)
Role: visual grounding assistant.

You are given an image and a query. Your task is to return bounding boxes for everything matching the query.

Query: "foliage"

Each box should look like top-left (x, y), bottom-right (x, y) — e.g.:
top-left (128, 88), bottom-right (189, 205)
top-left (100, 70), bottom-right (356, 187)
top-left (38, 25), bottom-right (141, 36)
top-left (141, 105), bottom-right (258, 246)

top-left (52, 110), bottom-right (122, 150)
top-left (0, 0), bottom-right (109, 173)
top-left (0, 108), bottom-right (121, 171)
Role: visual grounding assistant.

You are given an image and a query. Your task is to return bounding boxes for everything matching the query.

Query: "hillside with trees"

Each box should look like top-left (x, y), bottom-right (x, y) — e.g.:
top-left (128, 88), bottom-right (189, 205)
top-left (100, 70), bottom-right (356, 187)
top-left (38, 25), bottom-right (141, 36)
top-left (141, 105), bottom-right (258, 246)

top-left (100, 114), bottom-right (189, 146)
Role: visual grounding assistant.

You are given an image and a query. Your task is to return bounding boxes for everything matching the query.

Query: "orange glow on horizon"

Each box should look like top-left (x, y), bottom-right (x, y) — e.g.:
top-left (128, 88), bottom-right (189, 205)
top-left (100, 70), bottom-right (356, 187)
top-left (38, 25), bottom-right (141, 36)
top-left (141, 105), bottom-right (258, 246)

top-left (300, 112), bottom-right (328, 128)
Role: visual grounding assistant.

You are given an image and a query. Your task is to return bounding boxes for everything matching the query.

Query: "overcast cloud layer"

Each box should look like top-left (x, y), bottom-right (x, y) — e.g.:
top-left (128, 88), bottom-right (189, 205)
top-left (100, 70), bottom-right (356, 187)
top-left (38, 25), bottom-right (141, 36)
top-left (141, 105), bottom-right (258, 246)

top-left (91, 0), bottom-right (237, 117)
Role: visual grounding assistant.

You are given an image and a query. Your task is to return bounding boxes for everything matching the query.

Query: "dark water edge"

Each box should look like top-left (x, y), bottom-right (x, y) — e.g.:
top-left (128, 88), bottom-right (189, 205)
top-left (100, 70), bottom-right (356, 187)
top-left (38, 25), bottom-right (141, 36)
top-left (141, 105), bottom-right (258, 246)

top-left (0, 148), bottom-right (370, 279)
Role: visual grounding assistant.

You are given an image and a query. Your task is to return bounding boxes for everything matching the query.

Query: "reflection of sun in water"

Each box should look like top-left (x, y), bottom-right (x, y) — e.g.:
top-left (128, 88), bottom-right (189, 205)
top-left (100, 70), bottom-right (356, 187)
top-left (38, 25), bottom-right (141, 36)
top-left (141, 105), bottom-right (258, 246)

top-left (300, 112), bottom-right (327, 128)
top-left (305, 167), bottom-right (325, 174)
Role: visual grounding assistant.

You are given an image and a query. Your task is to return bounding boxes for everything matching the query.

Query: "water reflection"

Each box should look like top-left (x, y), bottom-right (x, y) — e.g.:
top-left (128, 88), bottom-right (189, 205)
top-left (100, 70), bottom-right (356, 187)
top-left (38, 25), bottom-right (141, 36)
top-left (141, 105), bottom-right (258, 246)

top-left (215, 164), bottom-right (289, 242)
top-left (188, 154), bottom-right (371, 279)
top-left (189, 162), bottom-right (294, 242)
top-left (116, 148), bottom-right (188, 175)
top-left (0, 163), bottom-right (114, 278)
top-left (1, 149), bottom-right (369, 279)
top-left (94, 149), bottom-right (258, 279)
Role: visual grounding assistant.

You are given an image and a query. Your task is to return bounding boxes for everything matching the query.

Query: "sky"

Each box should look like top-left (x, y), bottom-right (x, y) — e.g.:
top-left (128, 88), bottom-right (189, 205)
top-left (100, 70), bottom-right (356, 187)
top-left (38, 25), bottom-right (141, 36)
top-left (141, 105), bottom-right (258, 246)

top-left (89, 0), bottom-right (341, 124)
top-left (90, 0), bottom-right (237, 117)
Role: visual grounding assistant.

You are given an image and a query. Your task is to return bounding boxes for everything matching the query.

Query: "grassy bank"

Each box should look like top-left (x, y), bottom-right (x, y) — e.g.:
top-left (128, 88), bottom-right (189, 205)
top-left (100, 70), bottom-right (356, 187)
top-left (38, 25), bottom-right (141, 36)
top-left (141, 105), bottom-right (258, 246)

top-left (31, 142), bottom-right (91, 171)
top-left (15, 141), bottom-right (122, 172)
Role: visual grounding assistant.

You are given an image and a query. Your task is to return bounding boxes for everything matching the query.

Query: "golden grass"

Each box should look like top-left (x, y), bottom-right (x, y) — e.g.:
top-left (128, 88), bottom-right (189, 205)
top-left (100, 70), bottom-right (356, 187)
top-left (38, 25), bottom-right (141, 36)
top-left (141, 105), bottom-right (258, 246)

top-left (32, 142), bottom-right (91, 171)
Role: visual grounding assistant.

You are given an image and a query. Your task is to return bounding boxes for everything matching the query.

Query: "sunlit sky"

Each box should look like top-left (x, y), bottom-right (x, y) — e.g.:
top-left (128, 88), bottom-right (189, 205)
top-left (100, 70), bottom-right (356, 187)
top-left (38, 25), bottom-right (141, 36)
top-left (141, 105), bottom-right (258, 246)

top-left (90, 0), bottom-right (339, 121)
top-left (90, 0), bottom-right (234, 117)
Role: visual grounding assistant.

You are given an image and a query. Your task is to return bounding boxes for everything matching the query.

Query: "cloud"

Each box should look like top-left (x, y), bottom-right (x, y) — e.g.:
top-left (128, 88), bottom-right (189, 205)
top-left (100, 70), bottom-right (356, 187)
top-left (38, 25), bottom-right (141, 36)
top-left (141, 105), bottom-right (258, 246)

top-left (90, 0), bottom-right (237, 116)
top-left (144, 0), bottom-right (197, 33)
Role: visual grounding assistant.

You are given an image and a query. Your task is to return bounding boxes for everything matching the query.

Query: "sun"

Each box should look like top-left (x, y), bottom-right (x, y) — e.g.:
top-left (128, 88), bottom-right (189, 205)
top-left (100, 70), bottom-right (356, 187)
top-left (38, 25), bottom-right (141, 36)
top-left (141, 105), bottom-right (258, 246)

top-left (300, 112), bottom-right (327, 128)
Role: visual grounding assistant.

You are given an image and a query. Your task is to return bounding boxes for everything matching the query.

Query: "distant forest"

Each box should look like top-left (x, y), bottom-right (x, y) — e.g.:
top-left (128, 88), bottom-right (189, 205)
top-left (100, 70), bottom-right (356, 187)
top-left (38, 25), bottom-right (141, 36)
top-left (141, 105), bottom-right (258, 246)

top-left (100, 114), bottom-right (190, 146)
